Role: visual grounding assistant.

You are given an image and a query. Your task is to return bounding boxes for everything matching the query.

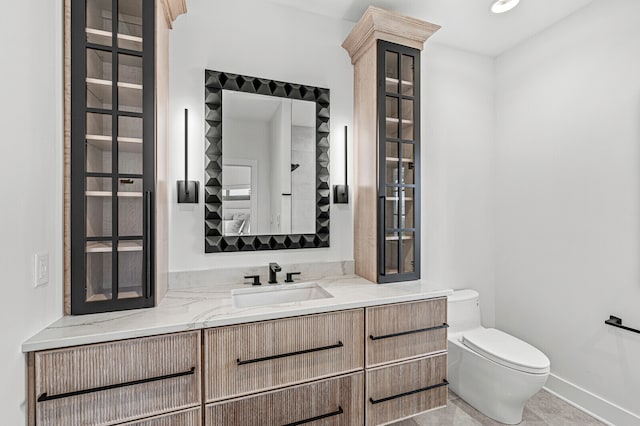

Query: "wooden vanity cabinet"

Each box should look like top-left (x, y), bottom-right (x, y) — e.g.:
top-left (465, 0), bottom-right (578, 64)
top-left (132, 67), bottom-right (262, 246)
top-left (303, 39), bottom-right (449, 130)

top-left (204, 309), bottom-right (364, 402)
top-left (366, 354), bottom-right (447, 425)
top-left (366, 298), bottom-right (447, 367)
top-left (364, 298), bottom-right (448, 425)
top-left (32, 331), bottom-right (201, 426)
top-left (342, 7), bottom-right (440, 284)
top-left (121, 407), bottom-right (201, 426)
top-left (206, 373), bottom-right (364, 425)
top-left (29, 297), bottom-right (447, 425)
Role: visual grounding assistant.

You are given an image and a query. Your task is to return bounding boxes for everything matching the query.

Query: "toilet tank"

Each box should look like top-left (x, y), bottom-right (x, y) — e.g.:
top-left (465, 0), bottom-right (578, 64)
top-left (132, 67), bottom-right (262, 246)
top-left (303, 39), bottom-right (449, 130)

top-left (448, 289), bottom-right (481, 334)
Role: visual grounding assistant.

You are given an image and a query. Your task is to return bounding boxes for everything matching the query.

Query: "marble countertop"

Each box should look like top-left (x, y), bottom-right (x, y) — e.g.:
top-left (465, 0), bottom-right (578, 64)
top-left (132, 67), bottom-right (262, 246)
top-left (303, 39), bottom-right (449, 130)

top-left (22, 275), bottom-right (452, 352)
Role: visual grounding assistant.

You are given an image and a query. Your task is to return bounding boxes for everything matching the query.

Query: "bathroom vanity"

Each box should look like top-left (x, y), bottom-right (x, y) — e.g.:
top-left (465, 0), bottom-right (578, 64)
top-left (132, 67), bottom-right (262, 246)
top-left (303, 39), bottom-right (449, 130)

top-left (24, 277), bottom-right (451, 425)
top-left (43, 1), bottom-right (452, 424)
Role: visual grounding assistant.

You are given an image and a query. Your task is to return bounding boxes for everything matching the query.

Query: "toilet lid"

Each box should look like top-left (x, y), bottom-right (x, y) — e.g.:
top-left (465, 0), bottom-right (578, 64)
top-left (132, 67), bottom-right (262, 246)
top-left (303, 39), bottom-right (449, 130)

top-left (461, 328), bottom-right (550, 374)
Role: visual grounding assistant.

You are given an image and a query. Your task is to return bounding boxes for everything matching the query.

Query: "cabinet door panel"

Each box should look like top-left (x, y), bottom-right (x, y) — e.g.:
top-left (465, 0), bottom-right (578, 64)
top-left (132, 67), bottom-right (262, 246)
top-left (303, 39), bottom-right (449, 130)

top-left (204, 309), bottom-right (364, 402)
top-left (122, 407), bottom-right (201, 426)
top-left (366, 298), bottom-right (447, 367)
top-left (366, 354), bottom-right (447, 425)
top-left (206, 373), bottom-right (363, 426)
top-left (377, 40), bottom-right (421, 283)
top-left (35, 331), bottom-right (201, 426)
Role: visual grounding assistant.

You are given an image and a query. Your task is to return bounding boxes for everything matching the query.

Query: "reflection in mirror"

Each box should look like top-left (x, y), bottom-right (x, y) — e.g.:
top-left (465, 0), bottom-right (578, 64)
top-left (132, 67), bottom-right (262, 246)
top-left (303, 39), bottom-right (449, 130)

top-left (222, 91), bottom-right (316, 236)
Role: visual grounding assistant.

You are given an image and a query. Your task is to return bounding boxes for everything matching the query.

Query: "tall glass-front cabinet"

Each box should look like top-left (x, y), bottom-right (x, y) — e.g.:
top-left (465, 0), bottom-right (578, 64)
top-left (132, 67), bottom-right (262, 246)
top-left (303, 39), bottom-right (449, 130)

top-left (68, 0), bottom-right (183, 314)
top-left (343, 7), bottom-right (439, 284)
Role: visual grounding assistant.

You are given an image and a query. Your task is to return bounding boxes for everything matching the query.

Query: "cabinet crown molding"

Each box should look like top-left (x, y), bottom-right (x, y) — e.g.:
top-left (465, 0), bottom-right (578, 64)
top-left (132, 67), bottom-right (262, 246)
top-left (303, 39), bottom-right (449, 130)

top-left (342, 6), bottom-right (440, 64)
top-left (161, 0), bottom-right (187, 29)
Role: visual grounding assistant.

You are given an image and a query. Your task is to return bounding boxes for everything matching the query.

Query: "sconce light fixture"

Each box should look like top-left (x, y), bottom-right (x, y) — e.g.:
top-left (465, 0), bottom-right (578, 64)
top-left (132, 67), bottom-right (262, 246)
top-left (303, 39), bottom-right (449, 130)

top-left (333, 125), bottom-right (349, 204)
top-left (177, 108), bottom-right (199, 203)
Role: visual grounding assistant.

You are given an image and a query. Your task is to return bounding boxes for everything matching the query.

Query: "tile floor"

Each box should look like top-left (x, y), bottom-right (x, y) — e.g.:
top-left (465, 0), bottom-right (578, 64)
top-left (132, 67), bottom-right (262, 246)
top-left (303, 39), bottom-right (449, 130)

top-left (392, 390), bottom-right (605, 426)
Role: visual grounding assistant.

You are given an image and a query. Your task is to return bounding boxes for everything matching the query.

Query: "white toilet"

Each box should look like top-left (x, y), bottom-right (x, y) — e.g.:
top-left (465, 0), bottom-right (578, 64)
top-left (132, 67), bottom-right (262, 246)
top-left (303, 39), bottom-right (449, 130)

top-left (447, 289), bottom-right (550, 424)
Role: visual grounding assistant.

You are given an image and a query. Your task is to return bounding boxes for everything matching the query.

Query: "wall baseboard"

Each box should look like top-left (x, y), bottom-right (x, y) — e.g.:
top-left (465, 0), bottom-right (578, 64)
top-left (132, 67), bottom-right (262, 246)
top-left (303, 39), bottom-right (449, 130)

top-left (544, 374), bottom-right (640, 426)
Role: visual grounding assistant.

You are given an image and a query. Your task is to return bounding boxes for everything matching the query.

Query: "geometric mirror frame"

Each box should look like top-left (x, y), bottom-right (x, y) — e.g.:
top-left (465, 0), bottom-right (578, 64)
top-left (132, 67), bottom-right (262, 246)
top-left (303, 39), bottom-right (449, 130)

top-left (204, 69), bottom-right (330, 252)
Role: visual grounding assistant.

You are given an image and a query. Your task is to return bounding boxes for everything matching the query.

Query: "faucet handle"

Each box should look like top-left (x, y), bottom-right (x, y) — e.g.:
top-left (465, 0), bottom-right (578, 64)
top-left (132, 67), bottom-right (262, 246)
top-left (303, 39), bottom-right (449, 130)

top-left (244, 275), bottom-right (262, 286)
top-left (285, 272), bottom-right (301, 283)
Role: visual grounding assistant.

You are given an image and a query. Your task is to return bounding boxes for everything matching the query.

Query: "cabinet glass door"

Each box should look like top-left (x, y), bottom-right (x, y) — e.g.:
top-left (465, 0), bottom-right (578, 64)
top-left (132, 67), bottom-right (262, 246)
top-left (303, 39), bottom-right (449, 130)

top-left (72, 0), bottom-right (153, 313)
top-left (378, 41), bottom-right (420, 282)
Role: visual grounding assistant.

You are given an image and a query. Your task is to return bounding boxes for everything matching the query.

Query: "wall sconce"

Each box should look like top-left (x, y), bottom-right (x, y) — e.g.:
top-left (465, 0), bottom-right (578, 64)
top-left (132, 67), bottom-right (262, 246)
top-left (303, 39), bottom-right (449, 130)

top-left (177, 108), bottom-right (199, 203)
top-left (333, 125), bottom-right (349, 204)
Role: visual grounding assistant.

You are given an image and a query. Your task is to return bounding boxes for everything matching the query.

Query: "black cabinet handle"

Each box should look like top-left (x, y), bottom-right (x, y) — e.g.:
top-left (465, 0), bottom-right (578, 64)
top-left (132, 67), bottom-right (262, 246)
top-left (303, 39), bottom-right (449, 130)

top-left (237, 341), bottom-right (344, 365)
top-left (145, 191), bottom-right (152, 297)
top-left (283, 406), bottom-right (344, 426)
top-left (378, 196), bottom-right (386, 276)
top-left (369, 323), bottom-right (449, 340)
top-left (369, 379), bottom-right (449, 405)
top-left (37, 367), bottom-right (196, 403)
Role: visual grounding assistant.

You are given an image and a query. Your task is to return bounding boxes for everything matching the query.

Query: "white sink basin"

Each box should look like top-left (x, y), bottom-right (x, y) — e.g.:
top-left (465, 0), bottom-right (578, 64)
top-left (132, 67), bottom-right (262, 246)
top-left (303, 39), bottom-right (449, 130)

top-left (232, 282), bottom-right (333, 308)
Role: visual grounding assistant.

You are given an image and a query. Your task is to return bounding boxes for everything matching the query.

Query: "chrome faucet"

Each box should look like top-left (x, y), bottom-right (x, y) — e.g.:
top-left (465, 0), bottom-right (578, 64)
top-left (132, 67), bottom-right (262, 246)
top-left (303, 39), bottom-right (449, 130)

top-left (268, 262), bottom-right (281, 284)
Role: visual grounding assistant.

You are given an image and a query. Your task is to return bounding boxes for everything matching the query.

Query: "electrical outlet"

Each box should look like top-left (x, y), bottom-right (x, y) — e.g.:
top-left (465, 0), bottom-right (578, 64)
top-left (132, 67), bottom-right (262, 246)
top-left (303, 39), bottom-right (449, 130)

top-left (35, 252), bottom-right (49, 287)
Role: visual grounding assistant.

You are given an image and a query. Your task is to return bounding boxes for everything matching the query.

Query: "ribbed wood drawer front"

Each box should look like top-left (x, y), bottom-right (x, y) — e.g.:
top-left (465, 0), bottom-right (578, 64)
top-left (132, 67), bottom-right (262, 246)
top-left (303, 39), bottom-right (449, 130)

top-left (122, 407), bottom-right (202, 425)
top-left (366, 354), bottom-right (447, 426)
top-left (205, 309), bottom-right (364, 402)
top-left (206, 372), bottom-right (364, 425)
top-left (35, 331), bottom-right (201, 426)
top-left (366, 298), bottom-right (447, 367)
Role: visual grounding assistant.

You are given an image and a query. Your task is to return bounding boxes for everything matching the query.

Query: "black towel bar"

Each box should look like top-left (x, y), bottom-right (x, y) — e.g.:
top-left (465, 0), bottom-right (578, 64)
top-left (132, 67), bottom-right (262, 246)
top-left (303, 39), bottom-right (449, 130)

top-left (605, 315), bottom-right (640, 335)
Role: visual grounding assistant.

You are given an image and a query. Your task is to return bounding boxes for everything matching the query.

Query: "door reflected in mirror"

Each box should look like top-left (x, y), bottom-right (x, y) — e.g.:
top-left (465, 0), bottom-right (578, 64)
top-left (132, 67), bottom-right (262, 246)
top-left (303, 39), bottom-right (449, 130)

top-left (222, 90), bottom-right (316, 236)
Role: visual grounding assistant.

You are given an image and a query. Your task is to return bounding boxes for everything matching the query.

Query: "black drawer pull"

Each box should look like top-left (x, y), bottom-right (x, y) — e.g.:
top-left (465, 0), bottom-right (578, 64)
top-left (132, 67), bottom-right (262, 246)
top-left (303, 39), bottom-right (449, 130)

top-left (283, 406), bottom-right (344, 426)
top-left (237, 341), bottom-right (344, 365)
top-left (37, 367), bottom-right (196, 402)
top-left (369, 379), bottom-right (449, 405)
top-left (369, 323), bottom-right (449, 340)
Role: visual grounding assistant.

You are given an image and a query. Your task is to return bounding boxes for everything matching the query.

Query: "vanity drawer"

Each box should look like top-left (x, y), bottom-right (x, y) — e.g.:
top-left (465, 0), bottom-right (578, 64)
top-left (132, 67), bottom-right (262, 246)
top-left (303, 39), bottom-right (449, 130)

top-left (366, 298), bottom-right (447, 367)
top-left (34, 331), bottom-right (201, 426)
top-left (122, 407), bottom-right (201, 425)
top-left (366, 354), bottom-right (448, 426)
top-left (204, 309), bottom-right (364, 402)
top-left (206, 372), bottom-right (364, 425)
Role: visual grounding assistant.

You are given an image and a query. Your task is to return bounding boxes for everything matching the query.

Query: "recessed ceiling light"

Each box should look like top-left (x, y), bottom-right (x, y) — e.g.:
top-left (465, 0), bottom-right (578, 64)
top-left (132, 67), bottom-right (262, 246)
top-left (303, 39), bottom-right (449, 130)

top-left (491, 0), bottom-right (520, 14)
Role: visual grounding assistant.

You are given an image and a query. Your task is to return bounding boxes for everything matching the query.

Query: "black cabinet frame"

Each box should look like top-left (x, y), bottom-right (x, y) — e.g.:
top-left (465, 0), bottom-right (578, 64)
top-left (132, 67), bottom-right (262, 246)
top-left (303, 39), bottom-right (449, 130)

top-left (70, 0), bottom-right (155, 314)
top-left (377, 40), bottom-right (421, 283)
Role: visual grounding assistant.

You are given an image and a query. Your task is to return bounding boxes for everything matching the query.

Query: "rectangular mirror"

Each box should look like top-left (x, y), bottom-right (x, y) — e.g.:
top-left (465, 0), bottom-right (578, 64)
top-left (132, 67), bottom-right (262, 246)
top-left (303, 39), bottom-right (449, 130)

top-left (222, 91), bottom-right (316, 236)
top-left (204, 70), bottom-right (330, 252)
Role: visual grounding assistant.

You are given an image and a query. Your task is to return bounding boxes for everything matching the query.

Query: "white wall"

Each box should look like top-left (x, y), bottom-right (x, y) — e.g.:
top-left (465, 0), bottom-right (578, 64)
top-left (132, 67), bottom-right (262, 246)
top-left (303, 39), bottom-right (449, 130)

top-left (495, 0), bottom-right (640, 421)
top-left (0, 0), bottom-right (64, 422)
top-left (422, 43), bottom-right (496, 326)
top-left (168, 0), bottom-right (355, 270)
top-left (167, 0), bottom-right (497, 297)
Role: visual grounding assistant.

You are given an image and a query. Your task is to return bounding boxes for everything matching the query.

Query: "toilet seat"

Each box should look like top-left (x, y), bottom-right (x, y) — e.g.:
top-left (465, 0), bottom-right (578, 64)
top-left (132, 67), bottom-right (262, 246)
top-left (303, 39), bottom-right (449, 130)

top-left (461, 328), bottom-right (550, 374)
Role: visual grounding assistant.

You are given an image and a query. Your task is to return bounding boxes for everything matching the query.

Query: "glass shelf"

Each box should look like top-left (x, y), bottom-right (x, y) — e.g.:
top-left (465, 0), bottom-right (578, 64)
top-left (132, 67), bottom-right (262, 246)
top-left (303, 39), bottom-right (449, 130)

top-left (86, 241), bottom-right (142, 253)
top-left (385, 234), bottom-right (414, 241)
top-left (386, 156), bottom-right (414, 163)
top-left (85, 79), bottom-right (143, 112)
top-left (85, 28), bottom-right (141, 48)
top-left (385, 77), bottom-right (413, 87)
